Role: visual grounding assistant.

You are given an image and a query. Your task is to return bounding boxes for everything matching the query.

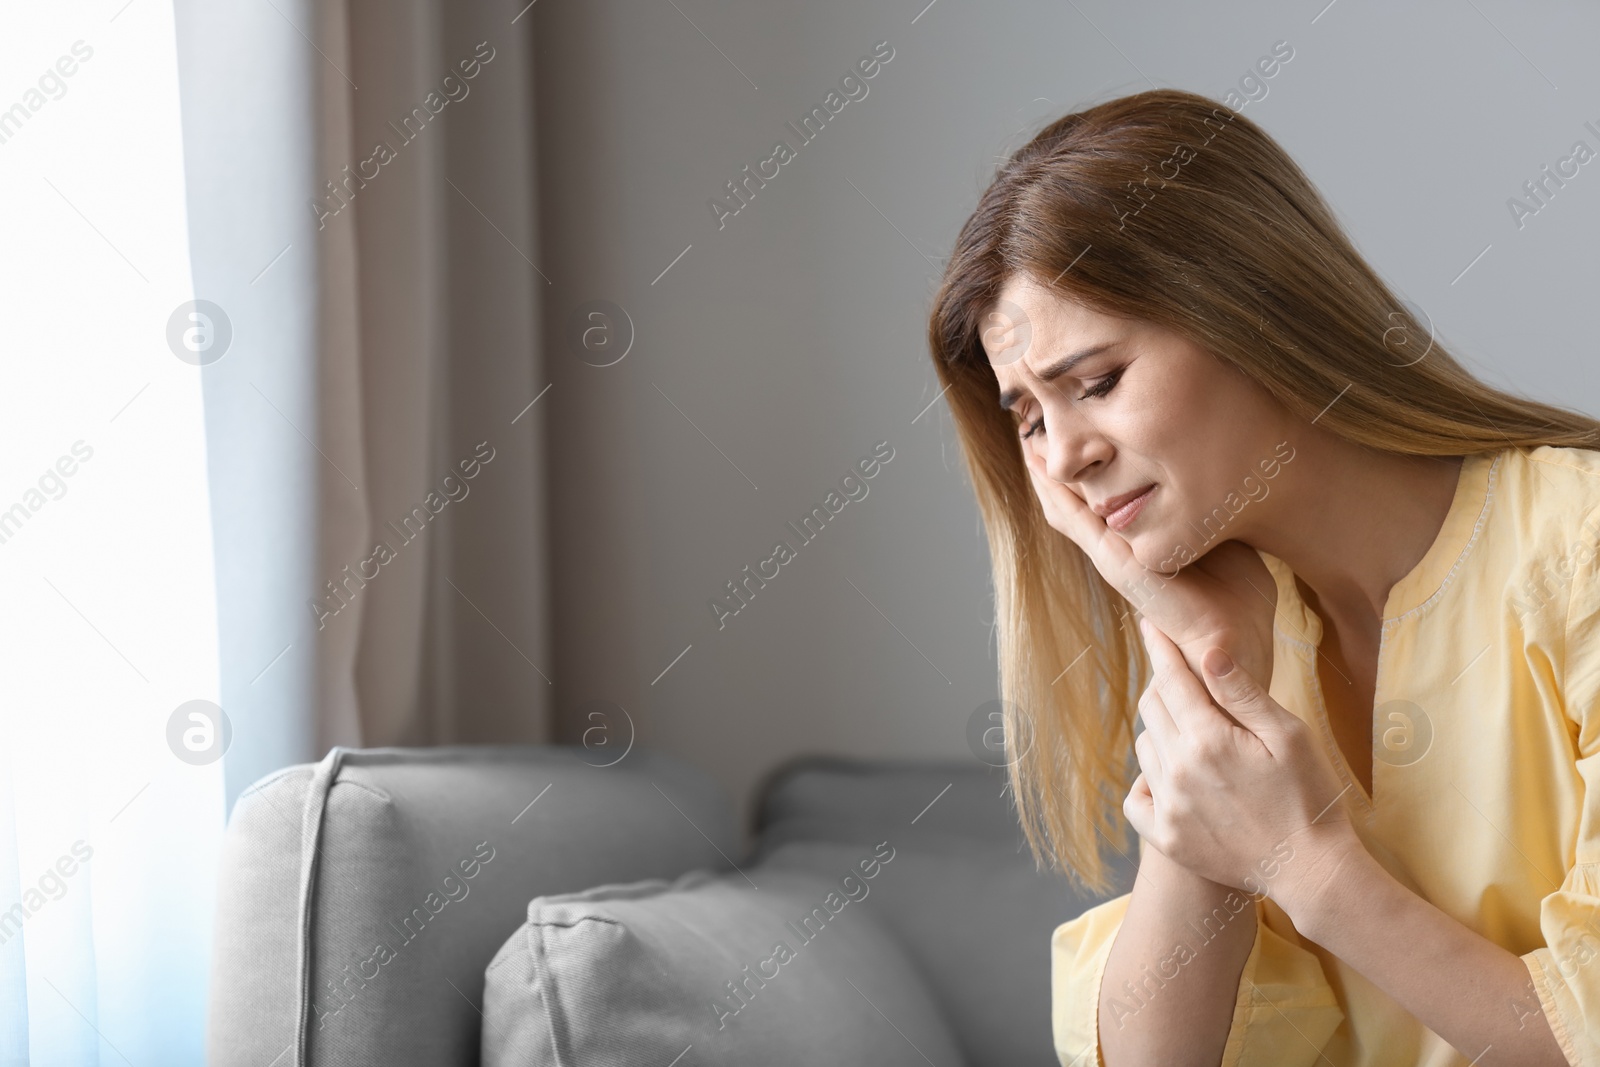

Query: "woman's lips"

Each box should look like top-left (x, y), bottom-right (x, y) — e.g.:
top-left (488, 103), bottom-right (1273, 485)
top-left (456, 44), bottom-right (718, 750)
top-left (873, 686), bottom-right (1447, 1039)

top-left (1105, 485), bottom-right (1155, 532)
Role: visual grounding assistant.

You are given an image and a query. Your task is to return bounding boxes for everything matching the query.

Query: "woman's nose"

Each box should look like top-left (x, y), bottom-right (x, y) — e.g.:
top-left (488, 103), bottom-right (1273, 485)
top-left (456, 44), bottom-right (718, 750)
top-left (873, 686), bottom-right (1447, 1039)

top-left (1044, 408), bottom-right (1108, 485)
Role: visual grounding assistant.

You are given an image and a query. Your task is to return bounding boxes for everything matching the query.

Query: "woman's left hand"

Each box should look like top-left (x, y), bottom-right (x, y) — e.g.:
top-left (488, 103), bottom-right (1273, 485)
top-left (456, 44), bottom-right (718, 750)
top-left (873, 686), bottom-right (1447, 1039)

top-left (1124, 616), bottom-right (1364, 909)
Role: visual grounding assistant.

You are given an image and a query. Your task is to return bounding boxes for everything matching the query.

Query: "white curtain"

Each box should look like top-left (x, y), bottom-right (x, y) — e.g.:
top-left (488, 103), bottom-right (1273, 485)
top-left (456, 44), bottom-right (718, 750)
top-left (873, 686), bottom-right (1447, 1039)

top-left (0, 3), bottom-right (223, 1062)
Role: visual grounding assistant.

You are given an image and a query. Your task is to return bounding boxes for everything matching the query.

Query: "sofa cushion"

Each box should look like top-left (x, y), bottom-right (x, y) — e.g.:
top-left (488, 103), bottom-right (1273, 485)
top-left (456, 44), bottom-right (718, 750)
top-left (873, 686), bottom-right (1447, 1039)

top-left (749, 755), bottom-right (1034, 859)
top-left (482, 853), bottom-right (968, 1067)
top-left (748, 757), bottom-right (1138, 1066)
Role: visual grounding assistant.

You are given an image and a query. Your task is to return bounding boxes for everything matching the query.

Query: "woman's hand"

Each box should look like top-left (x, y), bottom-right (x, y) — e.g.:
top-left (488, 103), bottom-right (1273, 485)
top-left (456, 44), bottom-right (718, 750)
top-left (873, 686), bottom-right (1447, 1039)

top-left (1124, 616), bottom-right (1362, 909)
top-left (1022, 442), bottom-right (1276, 688)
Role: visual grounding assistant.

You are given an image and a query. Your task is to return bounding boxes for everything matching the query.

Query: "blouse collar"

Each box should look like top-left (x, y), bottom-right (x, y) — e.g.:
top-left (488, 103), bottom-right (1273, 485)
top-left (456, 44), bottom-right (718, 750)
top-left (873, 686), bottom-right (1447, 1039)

top-left (1257, 450), bottom-right (1502, 651)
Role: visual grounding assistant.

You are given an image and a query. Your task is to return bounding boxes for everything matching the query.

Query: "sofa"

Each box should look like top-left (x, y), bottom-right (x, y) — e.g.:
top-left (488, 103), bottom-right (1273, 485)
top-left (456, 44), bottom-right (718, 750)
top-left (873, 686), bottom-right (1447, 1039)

top-left (206, 744), bottom-right (1135, 1066)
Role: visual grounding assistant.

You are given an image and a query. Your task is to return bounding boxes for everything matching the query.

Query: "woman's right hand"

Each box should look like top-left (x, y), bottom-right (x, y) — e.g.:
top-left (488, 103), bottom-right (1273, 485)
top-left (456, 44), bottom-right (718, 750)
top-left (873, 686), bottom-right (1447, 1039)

top-left (1022, 444), bottom-right (1278, 691)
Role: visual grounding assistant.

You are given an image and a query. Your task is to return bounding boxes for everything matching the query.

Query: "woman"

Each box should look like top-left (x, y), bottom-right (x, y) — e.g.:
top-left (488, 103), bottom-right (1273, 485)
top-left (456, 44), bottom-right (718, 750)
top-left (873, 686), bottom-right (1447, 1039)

top-left (926, 88), bottom-right (1600, 1066)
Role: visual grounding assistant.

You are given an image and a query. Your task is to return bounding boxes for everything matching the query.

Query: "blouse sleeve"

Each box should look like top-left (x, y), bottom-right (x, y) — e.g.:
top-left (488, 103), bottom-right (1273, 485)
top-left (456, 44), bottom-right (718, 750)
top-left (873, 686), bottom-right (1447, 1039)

top-left (1051, 890), bottom-right (1344, 1067)
top-left (1520, 529), bottom-right (1600, 1066)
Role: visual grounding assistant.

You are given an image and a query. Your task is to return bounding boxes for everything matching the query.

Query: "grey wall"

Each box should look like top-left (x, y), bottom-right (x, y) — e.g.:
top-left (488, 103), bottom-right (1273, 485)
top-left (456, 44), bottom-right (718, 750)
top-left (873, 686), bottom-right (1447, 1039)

top-left (532, 0), bottom-right (1600, 841)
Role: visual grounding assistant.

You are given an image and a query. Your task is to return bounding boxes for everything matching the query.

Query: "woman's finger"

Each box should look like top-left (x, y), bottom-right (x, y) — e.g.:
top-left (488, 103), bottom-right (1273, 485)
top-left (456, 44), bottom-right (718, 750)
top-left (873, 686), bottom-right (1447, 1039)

top-left (1022, 445), bottom-right (1142, 587)
top-left (1133, 725), bottom-right (1166, 791)
top-left (1023, 446), bottom-right (1099, 546)
top-left (1139, 615), bottom-right (1224, 736)
top-left (1123, 770), bottom-right (1155, 842)
top-left (1137, 674), bottom-right (1180, 748)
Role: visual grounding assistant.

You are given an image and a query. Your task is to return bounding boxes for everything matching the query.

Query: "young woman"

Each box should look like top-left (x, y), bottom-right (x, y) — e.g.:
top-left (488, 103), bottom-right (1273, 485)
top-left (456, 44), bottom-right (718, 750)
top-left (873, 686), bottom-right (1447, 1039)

top-left (926, 88), bottom-right (1600, 1066)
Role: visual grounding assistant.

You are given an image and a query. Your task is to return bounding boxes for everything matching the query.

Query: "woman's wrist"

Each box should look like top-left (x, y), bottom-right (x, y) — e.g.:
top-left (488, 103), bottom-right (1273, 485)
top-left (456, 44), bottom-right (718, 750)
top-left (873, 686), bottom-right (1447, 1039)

top-left (1138, 837), bottom-right (1250, 908)
top-left (1266, 827), bottom-right (1371, 942)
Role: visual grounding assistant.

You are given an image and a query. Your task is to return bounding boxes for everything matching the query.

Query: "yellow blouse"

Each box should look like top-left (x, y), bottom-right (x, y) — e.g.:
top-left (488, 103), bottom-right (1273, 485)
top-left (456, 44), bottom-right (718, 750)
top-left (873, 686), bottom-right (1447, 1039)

top-left (1052, 445), bottom-right (1600, 1066)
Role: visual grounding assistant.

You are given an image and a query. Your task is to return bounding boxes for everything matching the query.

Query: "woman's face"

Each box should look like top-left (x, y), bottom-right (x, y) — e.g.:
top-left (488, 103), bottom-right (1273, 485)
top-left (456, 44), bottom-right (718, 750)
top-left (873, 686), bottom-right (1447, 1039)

top-left (982, 274), bottom-right (1296, 573)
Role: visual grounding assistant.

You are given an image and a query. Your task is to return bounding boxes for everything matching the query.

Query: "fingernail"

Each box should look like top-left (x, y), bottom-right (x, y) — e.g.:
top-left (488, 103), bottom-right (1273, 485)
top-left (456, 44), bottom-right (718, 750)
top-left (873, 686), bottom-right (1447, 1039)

top-left (1137, 616), bottom-right (1150, 638)
top-left (1205, 647), bottom-right (1235, 676)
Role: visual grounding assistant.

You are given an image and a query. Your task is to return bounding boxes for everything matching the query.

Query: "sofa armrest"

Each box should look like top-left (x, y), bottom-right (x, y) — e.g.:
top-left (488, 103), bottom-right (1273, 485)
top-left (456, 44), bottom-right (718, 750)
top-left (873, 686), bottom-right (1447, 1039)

top-left (207, 743), bottom-right (737, 1067)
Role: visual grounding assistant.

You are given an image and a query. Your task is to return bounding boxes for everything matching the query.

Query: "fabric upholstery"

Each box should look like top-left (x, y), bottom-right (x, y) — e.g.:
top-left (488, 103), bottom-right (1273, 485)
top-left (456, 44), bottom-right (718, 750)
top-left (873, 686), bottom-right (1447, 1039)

top-left (207, 744), bottom-right (737, 1067)
top-left (481, 861), bottom-right (968, 1066)
top-left (749, 754), bottom-right (1034, 857)
top-left (748, 756), bottom-right (1137, 1066)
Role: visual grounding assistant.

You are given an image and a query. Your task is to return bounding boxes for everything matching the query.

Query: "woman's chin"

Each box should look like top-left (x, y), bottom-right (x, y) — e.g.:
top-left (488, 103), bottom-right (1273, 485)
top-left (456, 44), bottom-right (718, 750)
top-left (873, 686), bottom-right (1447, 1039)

top-left (1121, 534), bottom-right (1156, 569)
top-left (1126, 531), bottom-right (1182, 575)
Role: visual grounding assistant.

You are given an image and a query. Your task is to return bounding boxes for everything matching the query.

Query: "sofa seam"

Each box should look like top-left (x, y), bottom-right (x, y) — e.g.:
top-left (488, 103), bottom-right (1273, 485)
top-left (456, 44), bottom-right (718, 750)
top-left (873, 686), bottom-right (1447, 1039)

top-left (324, 780), bottom-right (390, 801)
top-left (525, 910), bottom-right (576, 1067)
top-left (526, 916), bottom-right (624, 929)
top-left (239, 773), bottom-right (390, 805)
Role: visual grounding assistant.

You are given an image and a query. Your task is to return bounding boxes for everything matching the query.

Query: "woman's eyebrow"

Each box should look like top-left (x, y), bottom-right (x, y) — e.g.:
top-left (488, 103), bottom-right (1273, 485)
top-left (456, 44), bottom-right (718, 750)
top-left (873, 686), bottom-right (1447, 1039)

top-left (997, 340), bottom-right (1120, 410)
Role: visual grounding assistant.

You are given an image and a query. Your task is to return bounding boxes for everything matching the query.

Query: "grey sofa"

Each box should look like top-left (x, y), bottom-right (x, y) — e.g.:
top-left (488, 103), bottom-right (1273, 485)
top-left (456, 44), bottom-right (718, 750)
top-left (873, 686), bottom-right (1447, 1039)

top-left (206, 744), bottom-right (1134, 1066)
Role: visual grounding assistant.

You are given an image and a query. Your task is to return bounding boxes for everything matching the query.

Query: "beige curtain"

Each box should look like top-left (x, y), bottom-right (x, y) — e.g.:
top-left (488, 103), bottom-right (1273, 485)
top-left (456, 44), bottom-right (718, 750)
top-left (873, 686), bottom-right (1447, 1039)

top-left (181, 0), bottom-right (555, 806)
top-left (308, 0), bottom-right (551, 749)
top-left (178, 0), bottom-right (548, 803)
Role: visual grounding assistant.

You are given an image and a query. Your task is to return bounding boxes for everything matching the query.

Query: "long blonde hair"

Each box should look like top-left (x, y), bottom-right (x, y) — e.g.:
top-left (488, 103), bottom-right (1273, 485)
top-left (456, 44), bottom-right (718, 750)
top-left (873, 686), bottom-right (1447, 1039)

top-left (928, 88), bottom-right (1600, 895)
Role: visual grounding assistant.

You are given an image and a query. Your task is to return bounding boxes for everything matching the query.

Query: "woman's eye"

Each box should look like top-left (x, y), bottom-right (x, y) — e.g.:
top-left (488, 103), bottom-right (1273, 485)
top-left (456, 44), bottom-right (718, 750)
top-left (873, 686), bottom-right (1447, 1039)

top-left (1019, 417), bottom-right (1044, 440)
top-left (1078, 369), bottom-right (1123, 401)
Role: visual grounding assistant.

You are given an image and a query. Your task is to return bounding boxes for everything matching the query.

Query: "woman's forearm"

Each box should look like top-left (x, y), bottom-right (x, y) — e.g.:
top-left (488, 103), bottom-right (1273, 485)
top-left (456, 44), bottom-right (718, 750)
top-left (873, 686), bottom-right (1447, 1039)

top-left (1282, 839), bottom-right (1569, 1067)
top-left (1099, 842), bottom-right (1257, 1067)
